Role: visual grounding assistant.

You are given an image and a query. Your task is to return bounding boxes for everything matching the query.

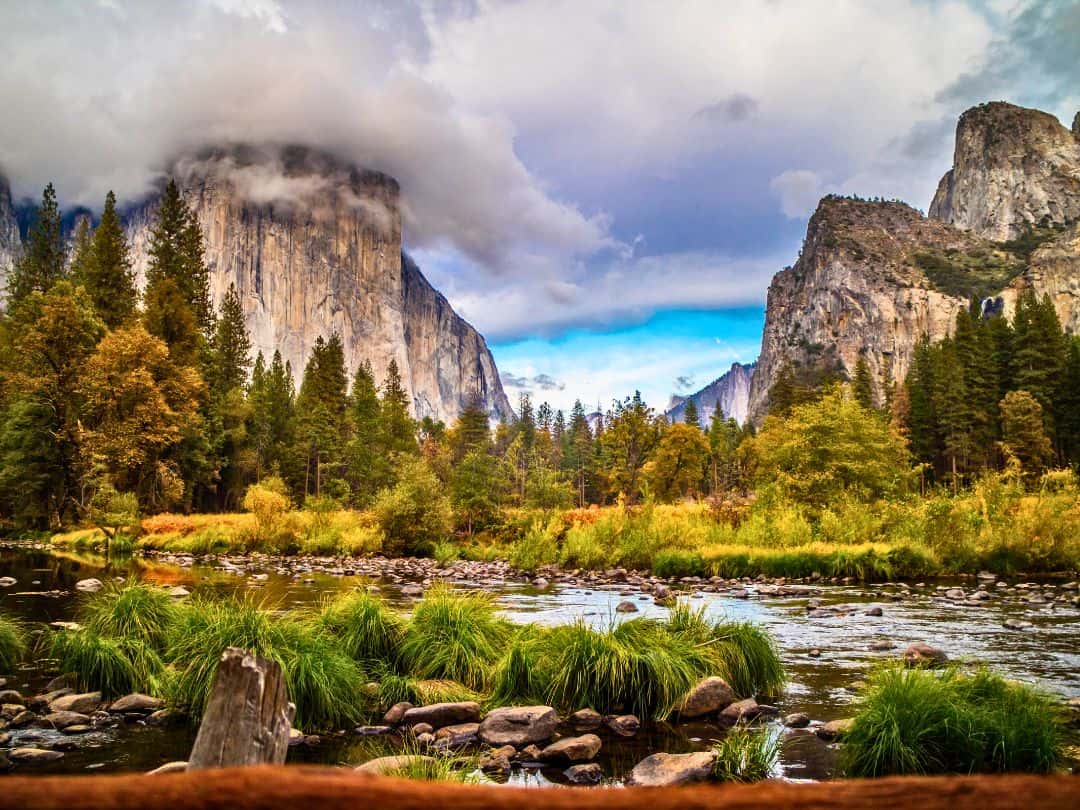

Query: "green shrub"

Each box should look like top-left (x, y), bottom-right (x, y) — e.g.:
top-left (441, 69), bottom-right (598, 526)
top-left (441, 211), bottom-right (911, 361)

top-left (712, 726), bottom-right (780, 782)
top-left (373, 459), bottom-right (453, 557)
top-left (314, 590), bottom-right (404, 667)
top-left (840, 666), bottom-right (1065, 776)
top-left (49, 628), bottom-right (164, 697)
top-left (242, 477), bottom-right (292, 544)
top-left (82, 582), bottom-right (177, 648)
top-left (652, 549), bottom-right (706, 578)
top-left (507, 517), bottom-right (560, 572)
top-left (0, 612), bottom-right (28, 672)
top-left (399, 585), bottom-right (511, 691)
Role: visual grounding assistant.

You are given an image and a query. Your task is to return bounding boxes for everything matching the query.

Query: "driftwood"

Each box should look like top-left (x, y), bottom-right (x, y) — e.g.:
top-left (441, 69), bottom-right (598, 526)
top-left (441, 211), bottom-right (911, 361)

top-left (187, 648), bottom-right (293, 769)
top-left (0, 767), bottom-right (1075, 810)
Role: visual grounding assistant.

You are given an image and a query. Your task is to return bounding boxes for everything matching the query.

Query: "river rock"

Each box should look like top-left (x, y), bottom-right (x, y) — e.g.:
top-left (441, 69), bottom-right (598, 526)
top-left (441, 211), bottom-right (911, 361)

top-left (719, 697), bottom-right (760, 725)
top-left (816, 718), bottom-right (855, 740)
top-left (168, 587), bottom-right (191, 599)
top-left (870, 639), bottom-right (896, 651)
top-left (605, 714), bottom-right (641, 736)
top-left (41, 711), bottom-right (89, 730)
top-left (108, 693), bottom-right (164, 714)
top-left (147, 761), bottom-right (188, 774)
top-left (60, 724), bottom-right (92, 735)
top-left (410, 722), bottom-right (434, 735)
top-left (1003, 618), bottom-right (1033, 631)
top-left (479, 705), bottom-right (558, 747)
top-left (783, 712), bottom-right (811, 728)
top-left (903, 643), bottom-right (948, 667)
top-left (865, 606), bottom-right (883, 616)
top-left (382, 701), bottom-right (413, 725)
top-left (353, 725), bottom-right (392, 736)
top-left (478, 748), bottom-right (513, 776)
top-left (355, 755), bottom-right (436, 775)
top-left (9, 710), bottom-right (35, 727)
top-left (9, 747), bottom-right (65, 763)
top-left (401, 701), bottom-right (481, 729)
top-left (565, 762), bottom-right (604, 784)
top-left (615, 601), bottom-right (638, 613)
top-left (49, 692), bottom-right (102, 714)
top-left (568, 708), bottom-right (602, 729)
top-left (400, 584), bottom-right (424, 597)
top-left (679, 676), bottom-right (736, 718)
top-left (626, 751), bottom-right (717, 786)
top-left (0, 690), bottom-right (24, 705)
top-left (75, 578), bottom-right (104, 593)
top-left (539, 733), bottom-right (601, 762)
top-left (0, 577), bottom-right (15, 588)
top-left (434, 721), bottom-right (479, 746)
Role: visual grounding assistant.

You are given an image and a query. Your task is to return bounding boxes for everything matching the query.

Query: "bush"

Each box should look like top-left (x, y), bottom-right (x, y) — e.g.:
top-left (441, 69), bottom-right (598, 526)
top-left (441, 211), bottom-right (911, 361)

top-left (399, 585), bottom-right (511, 691)
top-left (840, 666), bottom-right (1065, 776)
top-left (373, 459), bottom-right (452, 557)
top-left (0, 612), bottom-right (28, 672)
top-left (507, 517), bottom-right (560, 572)
top-left (242, 477), bottom-right (292, 544)
top-left (314, 590), bottom-right (404, 667)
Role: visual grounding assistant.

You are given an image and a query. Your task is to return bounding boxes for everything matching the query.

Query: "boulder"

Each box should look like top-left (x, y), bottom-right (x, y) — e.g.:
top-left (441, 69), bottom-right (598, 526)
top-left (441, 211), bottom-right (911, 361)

top-left (400, 584), bottom-right (424, 597)
top-left (478, 705), bottom-right (558, 747)
top-left (9, 747), bottom-right (65, 763)
top-left (168, 587), bottom-right (191, 599)
top-left (605, 714), bottom-right (640, 737)
top-left (75, 578), bottom-right (104, 593)
top-left (108, 693), bottom-right (164, 714)
top-left (434, 721), bottom-right (479, 746)
top-left (49, 692), bottom-right (102, 714)
top-left (401, 701), bottom-right (481, 729)
top-left (353, 726), bottom-right (392, 736)
top-left (564, 762), bottom-right (604, 784)
top-left (903, 643), bottom-right (948, 667)
top-left (354, 755), bottom-right (435, 775)
top-left (626, 751), bottom-right (717, 786)
top-left (0, 576), bottom-right (16, 588)
top-left (539, 733), bottom-right (602, 762)
top-left (410, 722), bottom-right (434, 736)
top-left (679, 677), bottom-right (736, 718)
top-left (615, 601), bottom-right (638, 613)
top-left (719, 697), bottom-right (760, 725)
top-left (816, 718), bottom-right (855, 740)
top-left (568, 708), bottom-right (602, 729)
top-left (0, 690), bottom-right (24, 705)
top-left (41, 711), bottom-right (90, 730)
top-left (783, 712), bottom-right (811, 728)
top-left (382, 701), bottom-right (413, 726)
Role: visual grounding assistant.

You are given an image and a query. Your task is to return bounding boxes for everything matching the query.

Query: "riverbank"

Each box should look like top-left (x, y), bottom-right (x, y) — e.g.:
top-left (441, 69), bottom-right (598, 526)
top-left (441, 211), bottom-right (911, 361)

top-left (0, 542), bottom-right (1077, 781)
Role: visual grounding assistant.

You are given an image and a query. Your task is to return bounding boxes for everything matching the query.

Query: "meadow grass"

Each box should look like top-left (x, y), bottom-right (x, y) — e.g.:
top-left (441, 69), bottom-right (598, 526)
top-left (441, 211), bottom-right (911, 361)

top-left (48, 628), bottom-right (165, 697)
top-left (712, 726), bottom-right (780, 782)
top-left (0, 612), bottom-right (28, 672)
top-left (81, 581), bottom-right (178, 648)
top-left (313, 590), bottom-right (405, 666)
top-left (375, 672), bottom-right (479, 709)
top-left (399, 584), bottom-right (513, 691)
top-left (839, 665), bottom-right (1066, 776)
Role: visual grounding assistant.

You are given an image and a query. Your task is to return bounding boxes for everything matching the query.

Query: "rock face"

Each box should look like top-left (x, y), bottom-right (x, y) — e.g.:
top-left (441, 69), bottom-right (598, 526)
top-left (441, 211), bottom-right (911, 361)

top-left (0, 173), bottom-right (20, 309)
top-left (126, 144), bottom-right (512, 424)
top-left (749, 102), bottom-right (1080, 424)
top-left (929, 102), bottom-right (1080, 241)
top-left (666, 362), bottom-right (755, 426)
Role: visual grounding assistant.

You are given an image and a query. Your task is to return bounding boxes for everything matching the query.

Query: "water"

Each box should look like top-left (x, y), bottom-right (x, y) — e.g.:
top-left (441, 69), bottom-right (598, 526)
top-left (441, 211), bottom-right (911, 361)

top-left (2, 542), bottom-right (1077, 782)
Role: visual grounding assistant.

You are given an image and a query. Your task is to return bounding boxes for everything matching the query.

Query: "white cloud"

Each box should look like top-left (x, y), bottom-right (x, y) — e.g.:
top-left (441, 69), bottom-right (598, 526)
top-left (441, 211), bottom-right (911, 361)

top-left (770, 170), bottom-right (826, 219)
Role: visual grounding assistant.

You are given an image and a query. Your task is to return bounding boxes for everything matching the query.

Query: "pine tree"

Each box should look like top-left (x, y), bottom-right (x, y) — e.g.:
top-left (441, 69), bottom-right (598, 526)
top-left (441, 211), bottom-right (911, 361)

top-left (451, 391), bottom-right (491, 461)
top-left (210, 284), bottom-right (252, 396)
top-left (563, 399), bottom-right (594, 507)
top-left (68, 217), bottom-right (93, 288)
top-left (83, 190), bottom-right (136, 329)
top-left (852, 355), bottom-right (874, 410)
top-left (379, 358), bottom-right (417, 458)
top-left (1012, 292), bottom-right (1066, 427)
top-left (7, 183), bottom-right (65, 305)
top-left (999, 390), bottom-right (1055, 479)
top-left (249, 350), bottom-right (295, 479)
top-left (346, 360), bottom-right (382, 502)
top-left (682, 398), bottom-right (701, 429)
top-left (293, 334), bottom-right (350, 496)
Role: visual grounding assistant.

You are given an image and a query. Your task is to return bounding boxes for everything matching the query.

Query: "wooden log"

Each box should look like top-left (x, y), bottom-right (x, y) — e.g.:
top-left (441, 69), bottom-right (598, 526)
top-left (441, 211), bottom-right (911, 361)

top-left (187, 648), bottom-right (293, 769)
top-left (0, 767), bottom-right (1076, 810)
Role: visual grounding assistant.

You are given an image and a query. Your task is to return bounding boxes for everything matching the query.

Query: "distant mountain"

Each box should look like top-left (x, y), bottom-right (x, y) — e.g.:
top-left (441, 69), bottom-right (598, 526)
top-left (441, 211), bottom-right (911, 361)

top-left (666, 362), bottom-right (756, 425)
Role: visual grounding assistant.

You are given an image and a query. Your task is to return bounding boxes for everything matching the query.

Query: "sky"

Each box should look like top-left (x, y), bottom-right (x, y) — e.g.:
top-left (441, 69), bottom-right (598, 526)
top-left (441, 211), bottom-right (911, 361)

top-left (2, 0), bottom-right (1079, 414)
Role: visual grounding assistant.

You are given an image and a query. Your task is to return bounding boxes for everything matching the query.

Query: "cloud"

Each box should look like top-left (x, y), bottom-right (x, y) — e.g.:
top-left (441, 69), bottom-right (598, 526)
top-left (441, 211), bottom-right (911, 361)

top-left (674, 374), bottom-right (695, 391)
top-left (0, 0), bottom-right (617, 275)
top-left (770, 170), bottom-right (826, 219)
top-left (693, 93), bottom-right (759, 123)
top-left (498, 371), bottom-right (567, 400)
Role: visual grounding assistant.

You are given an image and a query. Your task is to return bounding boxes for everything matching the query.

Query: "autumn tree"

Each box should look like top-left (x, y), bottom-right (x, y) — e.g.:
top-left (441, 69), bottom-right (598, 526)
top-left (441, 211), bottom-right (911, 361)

top-left (599, 391), bottom-right (662, 502)
top-left (646, 422), bottom-right (709, 500)
top-left (999, 390), bottom-right (1055, 479)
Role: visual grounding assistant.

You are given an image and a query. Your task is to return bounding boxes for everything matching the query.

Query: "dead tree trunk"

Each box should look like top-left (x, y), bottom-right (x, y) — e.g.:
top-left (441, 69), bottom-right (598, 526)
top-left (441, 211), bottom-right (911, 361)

top-left (187, 647), bottom-right (294, 769)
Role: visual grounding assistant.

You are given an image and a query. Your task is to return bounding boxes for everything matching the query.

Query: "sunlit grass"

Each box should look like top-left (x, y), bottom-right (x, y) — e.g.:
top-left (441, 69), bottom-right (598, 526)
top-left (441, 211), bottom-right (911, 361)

top-left (48, 628), bottom-right (165, 697)
top-left (712, 726), bottom-right (780, 782)
top-left (0, 612), bottom-right (28, 673)
top-left (81, 581), bottom-right (178, 648)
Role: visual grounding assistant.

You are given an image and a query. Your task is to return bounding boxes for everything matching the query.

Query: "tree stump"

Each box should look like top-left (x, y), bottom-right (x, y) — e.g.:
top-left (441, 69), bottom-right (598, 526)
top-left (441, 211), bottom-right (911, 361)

top-left (187, 647), bottom-right (294, 769)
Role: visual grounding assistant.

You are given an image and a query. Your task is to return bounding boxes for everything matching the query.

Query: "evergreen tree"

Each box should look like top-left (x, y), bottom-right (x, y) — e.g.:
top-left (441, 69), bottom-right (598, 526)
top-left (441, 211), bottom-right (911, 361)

top-left (68, 217), bottom-right (93, 288)
top-left (682, 398), bottom-right (701, 429)
top-left (249, 350), bottom-right (295, 479)
top-left (1059, 337), bottom-right (1080, 466)
top-left (210, 284), bottom-right (252, 396)
top-left (7, 183), bottom-right (65, 305)
top-left (599, 391), bottom-right (661, 502)
top-left (346, 360), bottom-right (382, 502)
top-left (293, 334), bottom-right (349, 496)
top-left (852, 355), bottom-right (874, 410)
top-left (379, 358), bottom-right (417, 458)
top-left (999, 390), bottom-right (1055, 479)
top-left (84, 191), bottom-right (137, 328)
top-left (708, 411), bottom-right (745, 493)
top-left (1012, 292), bottom-right (1066, 428)
top-left (450, 391), bottom-right (491, 462)
top-left (563, 399), bottom-right (594, 507)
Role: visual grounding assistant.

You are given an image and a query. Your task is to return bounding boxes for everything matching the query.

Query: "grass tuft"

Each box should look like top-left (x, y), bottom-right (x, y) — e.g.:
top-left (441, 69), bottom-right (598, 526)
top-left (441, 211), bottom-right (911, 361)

top-left (840, 665), bottom-right (1065, 776)
top-left (313, 590), bottom-right (404, 667)
top-left (48, 628), bottom-right (164, 697)
top-left (0, 612), bottom-right (28, 672)
top-left (712, 726), bottom-right (780, 782)
top-left (81, 581), bottom-right (178, 648)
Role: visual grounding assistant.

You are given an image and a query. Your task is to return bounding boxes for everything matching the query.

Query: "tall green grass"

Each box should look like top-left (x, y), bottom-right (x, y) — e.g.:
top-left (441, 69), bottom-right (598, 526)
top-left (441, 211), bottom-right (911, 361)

top-left (314, 590), bottom-right (404, 667)
top-left (82, 581), bottom-right (178, 647)
top-left (399, 585), bottom-right (512, 691)
top-left (0, 612), bottom-right (28, 672)
top-left (49, 629), bottom-right (165, 697)
top-left (840, 666), bottom-right (1065, 776)
top-left (712, 726), bottom-right (780, 782)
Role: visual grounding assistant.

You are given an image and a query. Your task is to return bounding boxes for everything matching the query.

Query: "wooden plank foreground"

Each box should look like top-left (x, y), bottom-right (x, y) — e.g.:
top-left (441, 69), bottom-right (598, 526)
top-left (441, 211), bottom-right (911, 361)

top-left (0, 766), bottom-right (1075, 810)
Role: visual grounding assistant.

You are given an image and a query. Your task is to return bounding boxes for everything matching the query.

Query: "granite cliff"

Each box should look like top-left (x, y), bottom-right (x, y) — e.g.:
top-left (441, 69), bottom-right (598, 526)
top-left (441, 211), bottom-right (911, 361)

top-left (748, 102), bottom-right (1080, 424)
top-left (124, 145), bottom-right (512, 424)
top-left (666, 362), bottom-right (755, 425)
top-left (0, 173), bottom-right (19, 308)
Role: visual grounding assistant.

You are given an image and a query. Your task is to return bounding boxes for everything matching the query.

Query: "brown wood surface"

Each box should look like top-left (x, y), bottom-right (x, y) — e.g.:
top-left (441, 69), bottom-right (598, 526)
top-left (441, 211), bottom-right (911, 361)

top-left (187, 648), bottom-right (293, 769)
top-left (0, 766), bottom-right (1075, 810)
